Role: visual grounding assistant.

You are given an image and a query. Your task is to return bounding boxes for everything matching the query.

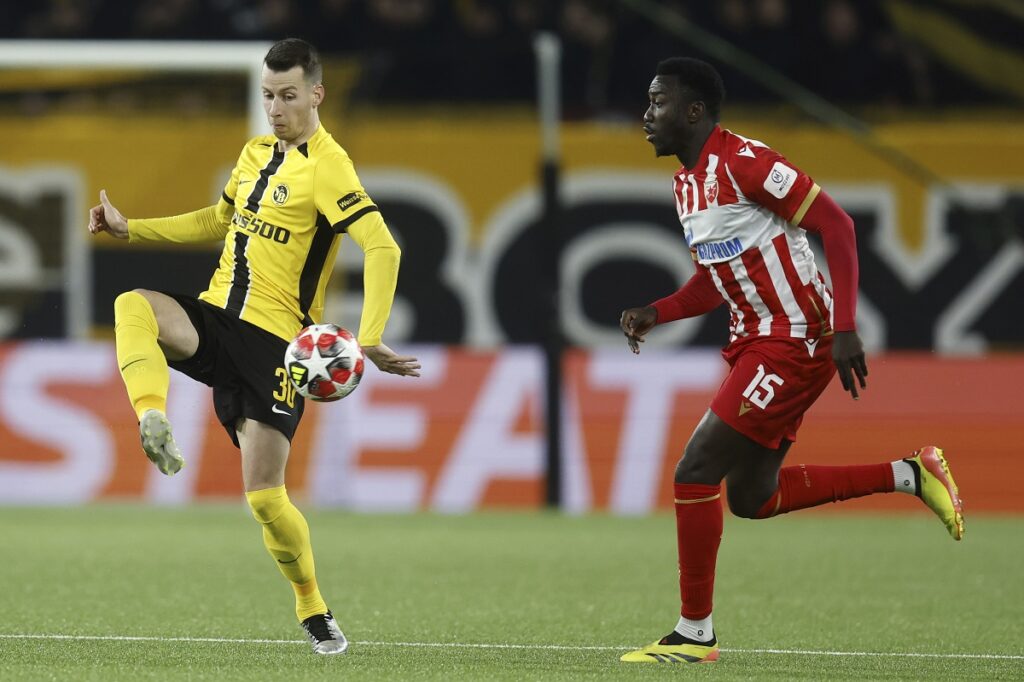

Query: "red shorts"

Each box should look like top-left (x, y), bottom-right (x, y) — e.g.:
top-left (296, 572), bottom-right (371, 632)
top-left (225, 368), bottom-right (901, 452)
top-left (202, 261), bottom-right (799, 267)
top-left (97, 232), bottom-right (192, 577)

top-left (710, 336), bottom-right (836, 449)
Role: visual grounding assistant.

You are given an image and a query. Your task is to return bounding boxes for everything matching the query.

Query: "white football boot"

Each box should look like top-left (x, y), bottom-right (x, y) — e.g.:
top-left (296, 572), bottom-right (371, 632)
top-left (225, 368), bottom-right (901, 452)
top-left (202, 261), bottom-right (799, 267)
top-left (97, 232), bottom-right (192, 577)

top-left (139, 409), bottom-right (184, 476)
top-left (301, 611), bottom-right (348, 655)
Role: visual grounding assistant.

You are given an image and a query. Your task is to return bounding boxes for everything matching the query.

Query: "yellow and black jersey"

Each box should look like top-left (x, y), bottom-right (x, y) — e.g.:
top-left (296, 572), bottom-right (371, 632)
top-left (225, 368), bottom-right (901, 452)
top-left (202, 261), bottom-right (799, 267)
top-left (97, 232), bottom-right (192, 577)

top-left (128, 125), bottom-right (400, 346)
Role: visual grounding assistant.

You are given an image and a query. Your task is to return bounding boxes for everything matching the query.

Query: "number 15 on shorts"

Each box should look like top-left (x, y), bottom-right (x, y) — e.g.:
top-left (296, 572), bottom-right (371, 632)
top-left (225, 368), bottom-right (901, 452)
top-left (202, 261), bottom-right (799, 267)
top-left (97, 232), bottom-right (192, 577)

top-left (742, 363), bottom-right (784, 410)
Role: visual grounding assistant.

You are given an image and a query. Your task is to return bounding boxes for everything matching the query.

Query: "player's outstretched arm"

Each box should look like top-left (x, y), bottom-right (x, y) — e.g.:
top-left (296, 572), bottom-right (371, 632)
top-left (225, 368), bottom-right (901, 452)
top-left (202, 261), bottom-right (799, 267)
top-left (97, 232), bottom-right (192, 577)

top-left (88, 189), bottom-right (229, 244)
top-left (363, 343), bottom-right (421, 377)
top-left (620, 266), bottom-right (722, 354)
top-left (87, 189), bottom-right (129, 239)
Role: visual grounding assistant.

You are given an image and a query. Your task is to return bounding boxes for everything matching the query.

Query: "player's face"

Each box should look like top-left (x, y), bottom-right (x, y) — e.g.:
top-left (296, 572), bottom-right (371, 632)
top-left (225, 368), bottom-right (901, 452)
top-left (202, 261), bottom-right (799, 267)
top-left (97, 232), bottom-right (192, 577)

top-left (261, 65), bottom-right (323, 143)
top-left (643, 76), bottom-right (688, 157)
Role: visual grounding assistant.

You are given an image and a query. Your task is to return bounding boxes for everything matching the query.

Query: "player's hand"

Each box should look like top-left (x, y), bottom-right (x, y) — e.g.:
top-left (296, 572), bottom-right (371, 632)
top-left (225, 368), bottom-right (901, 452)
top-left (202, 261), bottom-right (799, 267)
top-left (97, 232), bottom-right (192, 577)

top-left (87, 189), bottom-right (129, 239)
top-left (832, 330), bottom-right (867, 400)
top-left (620, 305), bottom-right (658, 354)
top-left (363, 343), bottom-right (421, 377)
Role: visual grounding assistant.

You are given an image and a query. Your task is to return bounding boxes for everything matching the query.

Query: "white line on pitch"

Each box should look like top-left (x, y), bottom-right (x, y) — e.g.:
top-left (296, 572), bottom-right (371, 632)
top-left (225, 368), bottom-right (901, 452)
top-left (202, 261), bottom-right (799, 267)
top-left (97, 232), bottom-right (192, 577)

top-left (1, 634), bottom-right (1022, 661)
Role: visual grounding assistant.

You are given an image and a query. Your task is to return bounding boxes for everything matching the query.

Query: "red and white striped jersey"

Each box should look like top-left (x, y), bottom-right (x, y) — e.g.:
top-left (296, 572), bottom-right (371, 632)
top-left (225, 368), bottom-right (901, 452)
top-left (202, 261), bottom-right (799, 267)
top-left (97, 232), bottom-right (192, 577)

top-left (673, 126), bottom-right (832, 344)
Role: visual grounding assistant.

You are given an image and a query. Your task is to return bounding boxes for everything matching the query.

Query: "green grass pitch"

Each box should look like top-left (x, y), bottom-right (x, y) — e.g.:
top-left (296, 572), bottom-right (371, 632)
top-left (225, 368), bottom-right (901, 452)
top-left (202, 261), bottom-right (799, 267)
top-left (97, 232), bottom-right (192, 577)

top-left (1, 506), bottom-right (1021, 680)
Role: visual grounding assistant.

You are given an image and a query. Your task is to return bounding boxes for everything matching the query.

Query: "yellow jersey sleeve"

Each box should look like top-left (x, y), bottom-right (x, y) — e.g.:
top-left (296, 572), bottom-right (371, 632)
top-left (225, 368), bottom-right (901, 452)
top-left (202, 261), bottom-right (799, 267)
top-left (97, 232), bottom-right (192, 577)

top-left (348, 213), bottom-right (401, 347)
top-left (314, 153), bottom-right (380, 233)
top-left (128, 202), bottom-right (231, 244)
top-left (314, 153), bottom-right (400, 346)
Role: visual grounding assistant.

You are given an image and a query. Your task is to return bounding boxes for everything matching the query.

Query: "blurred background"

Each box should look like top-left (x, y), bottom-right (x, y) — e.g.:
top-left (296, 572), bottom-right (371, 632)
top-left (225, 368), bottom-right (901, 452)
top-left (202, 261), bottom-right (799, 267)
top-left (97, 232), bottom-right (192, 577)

top-left (0, 0), bottom-right (1021, 512)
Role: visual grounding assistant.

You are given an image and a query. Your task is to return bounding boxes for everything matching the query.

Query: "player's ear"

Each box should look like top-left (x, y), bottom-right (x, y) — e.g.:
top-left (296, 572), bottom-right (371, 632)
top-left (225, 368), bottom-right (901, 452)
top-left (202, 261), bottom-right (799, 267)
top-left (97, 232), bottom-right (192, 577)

top-left (312, 84), bottom-right (325, 107)
top-left (688, 101), bottom-right (705, 124)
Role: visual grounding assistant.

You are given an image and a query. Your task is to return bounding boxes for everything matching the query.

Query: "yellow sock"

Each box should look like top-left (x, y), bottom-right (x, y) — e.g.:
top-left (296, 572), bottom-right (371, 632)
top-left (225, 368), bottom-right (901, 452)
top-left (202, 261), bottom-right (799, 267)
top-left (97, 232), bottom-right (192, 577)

top-left (114, 291), bottom-right (168, 420)
top-left (246, 485), bottom-right (329, 622)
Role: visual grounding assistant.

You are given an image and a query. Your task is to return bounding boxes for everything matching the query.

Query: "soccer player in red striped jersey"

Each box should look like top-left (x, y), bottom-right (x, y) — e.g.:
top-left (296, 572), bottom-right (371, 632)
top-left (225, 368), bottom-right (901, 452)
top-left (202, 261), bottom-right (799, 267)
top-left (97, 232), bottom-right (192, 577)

top-left (618, 58), bottom-right (964, 665)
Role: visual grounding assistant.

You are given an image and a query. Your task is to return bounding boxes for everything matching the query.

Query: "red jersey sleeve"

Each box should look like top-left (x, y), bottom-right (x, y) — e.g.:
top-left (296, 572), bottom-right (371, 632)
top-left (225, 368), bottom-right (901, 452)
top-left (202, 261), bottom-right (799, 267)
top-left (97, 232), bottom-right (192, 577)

top-left (650, 259), bottom-right (723, 324)
top-left (798, 190), bottom-right (859, 331)
top-left (727, 143), bottom-right (816, 222)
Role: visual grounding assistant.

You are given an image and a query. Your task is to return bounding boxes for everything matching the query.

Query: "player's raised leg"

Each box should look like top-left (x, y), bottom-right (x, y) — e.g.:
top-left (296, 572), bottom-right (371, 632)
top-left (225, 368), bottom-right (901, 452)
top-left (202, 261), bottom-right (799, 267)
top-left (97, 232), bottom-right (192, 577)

top-left (114, 289), bottom-right (196, 475)
top-left (739, 447), bottom-right (964, 540)
top-left (238, 419), bottom-right (347, 655)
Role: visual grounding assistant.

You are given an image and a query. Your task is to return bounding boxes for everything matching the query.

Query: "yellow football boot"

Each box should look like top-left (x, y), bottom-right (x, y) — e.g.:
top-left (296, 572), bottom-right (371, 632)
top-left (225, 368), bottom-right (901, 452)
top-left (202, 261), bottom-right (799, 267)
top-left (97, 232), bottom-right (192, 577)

top-left (620, 633), bottom-right (719, 663)
top-left (907, 446), bottom-right (964, 540)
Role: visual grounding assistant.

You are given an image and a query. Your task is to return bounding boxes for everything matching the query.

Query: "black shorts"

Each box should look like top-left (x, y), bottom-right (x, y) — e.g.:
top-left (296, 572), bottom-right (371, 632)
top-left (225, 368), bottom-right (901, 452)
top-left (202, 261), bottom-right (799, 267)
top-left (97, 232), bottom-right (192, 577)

top-left (165, 294), bottom-right (304, 447)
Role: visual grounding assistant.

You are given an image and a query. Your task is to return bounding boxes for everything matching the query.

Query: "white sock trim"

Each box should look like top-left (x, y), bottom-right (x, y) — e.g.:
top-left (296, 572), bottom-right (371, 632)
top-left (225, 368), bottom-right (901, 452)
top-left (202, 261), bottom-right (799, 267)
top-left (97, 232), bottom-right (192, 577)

top-left (891, 459), bottom-right (916, 495)
top-left (675, 614), bottom-right (714, 642)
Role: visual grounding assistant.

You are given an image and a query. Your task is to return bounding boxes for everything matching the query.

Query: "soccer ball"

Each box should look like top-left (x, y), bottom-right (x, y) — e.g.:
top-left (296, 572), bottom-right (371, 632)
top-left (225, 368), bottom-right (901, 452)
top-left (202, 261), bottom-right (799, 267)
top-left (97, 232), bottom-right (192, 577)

top-left (284, 324), bottom-right (364, 402)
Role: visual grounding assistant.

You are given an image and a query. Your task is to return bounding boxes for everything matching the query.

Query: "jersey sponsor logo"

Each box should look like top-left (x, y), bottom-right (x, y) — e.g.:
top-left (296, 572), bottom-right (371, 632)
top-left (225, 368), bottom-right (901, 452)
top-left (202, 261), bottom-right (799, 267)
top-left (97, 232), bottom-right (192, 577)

top-left (271, 404), bottom-right (291, 415)
top-left (764, 162), bottom-right (797, 199)
top-left (738, 400), bottom-right (753, 416)
top-left (231, 211), bottom-right (291, 244)
top-left (804, 338), bottom-right (818, 356)
top-left (737, 142), bottom-right (756, 158)
top-left (695, 237), bottom-right (743, 262)
top-left (337, 191), bottom-right (370, 212)
top-left (272, 183), bottom-right (289, 205)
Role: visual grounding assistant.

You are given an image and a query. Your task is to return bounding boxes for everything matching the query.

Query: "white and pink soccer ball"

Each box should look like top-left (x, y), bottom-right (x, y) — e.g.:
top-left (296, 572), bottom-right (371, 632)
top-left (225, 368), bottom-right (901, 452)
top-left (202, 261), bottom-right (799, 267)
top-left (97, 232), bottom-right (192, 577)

top-left (285, 324), bottom-right (364, 402)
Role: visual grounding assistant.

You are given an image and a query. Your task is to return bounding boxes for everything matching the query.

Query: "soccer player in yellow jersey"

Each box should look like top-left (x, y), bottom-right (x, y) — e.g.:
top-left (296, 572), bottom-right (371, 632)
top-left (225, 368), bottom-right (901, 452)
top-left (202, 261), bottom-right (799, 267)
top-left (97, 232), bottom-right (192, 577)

top-left (87, 38), bottom-right (420, 655)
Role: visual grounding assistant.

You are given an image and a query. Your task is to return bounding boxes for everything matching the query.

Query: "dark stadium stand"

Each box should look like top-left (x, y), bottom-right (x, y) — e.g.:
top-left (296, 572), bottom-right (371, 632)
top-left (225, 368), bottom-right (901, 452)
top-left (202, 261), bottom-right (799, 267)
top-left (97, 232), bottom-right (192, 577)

top-left (2, 0), bottom-right (1020, 114)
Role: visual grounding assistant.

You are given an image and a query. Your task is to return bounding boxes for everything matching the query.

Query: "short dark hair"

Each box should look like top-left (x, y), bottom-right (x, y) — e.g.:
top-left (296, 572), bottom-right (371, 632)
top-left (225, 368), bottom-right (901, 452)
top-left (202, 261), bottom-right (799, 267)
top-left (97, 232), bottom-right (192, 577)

top-left (264, 38), bottom-right (322, 84)
top-left (656, 58), bottom-right (726, 121)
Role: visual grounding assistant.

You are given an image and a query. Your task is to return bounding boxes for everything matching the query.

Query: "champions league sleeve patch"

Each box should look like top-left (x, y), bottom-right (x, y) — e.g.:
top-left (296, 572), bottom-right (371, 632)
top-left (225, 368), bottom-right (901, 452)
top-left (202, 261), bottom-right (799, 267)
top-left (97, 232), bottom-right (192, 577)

top-left (763, 162), bottom-right (798, 199)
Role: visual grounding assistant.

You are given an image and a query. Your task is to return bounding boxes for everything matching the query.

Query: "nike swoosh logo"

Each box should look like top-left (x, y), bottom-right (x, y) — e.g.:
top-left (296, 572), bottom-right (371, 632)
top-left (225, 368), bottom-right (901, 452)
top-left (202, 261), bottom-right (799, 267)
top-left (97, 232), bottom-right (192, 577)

top-left (277, 557), bottom-right (299, 564)
top-left (120, 358), bottom-right (145, 371)
top-left (271, 405), bottom-right (291, 415)
top-left (238, 179), bottom-right (253, 185)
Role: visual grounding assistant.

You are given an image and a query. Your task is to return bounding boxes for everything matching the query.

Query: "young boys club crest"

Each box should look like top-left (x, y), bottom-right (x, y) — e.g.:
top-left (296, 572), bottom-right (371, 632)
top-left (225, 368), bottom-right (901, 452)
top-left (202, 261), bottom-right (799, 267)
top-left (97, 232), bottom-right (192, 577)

top-left (272, 184), bottom-right (289, 205)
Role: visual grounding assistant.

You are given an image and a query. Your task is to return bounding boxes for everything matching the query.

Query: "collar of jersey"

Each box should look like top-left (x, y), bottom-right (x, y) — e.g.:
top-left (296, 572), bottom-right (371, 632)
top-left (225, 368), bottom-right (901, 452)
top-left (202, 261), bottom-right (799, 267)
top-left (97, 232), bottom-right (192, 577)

top-left (675, 124), bottom-right (723, 176)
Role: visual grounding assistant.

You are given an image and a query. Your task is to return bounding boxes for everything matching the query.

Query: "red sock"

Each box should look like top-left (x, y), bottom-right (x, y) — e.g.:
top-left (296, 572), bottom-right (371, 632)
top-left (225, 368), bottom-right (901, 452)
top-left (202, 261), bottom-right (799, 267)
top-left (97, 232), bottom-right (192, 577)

top-left (755, 464), bottom-right (895, 518)
top-left (674, 483), bottom-right (723, 620)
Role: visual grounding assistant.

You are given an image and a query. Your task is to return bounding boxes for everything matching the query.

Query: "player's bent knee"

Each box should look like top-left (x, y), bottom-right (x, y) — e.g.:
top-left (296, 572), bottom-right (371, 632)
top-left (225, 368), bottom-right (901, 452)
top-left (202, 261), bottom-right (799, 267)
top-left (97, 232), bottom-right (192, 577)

top-left (674, 448), bottom-right (720, 485)
top-left (726, 496), bottom-right (761, 519)
top-left (726, 486), bottom-right (776, 519)
top-left (246, 486), bottom-right (288, 524)
top-left (114, 289), bottom-right (148, 310)
top-left (115, 288), bottom-right (156, 305)
top-left (113, 290), bottom-right (156, 325)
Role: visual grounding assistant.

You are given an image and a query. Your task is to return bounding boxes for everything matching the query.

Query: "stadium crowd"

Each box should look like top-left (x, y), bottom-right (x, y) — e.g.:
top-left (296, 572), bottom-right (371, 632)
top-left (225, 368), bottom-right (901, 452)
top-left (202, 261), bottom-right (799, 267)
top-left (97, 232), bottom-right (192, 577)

top-left (3, 0), bottom-right (1014, 115)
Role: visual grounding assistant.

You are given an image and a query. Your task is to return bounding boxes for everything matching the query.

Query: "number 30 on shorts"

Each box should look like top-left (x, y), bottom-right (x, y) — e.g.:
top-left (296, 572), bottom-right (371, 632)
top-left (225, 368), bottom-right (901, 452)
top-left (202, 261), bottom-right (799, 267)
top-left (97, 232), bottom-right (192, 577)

top-left (273, 367), bottom-right (297, 408)
top-left (742, 363), bottom-right (784, 409)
